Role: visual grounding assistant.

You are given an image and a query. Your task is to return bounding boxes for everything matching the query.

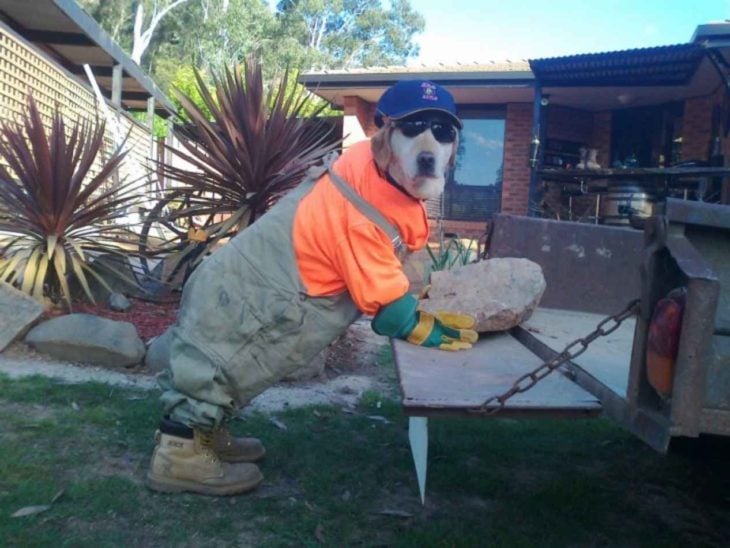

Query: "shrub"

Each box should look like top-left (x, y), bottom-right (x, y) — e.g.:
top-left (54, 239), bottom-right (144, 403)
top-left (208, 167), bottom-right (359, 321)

top-left (144, 56), bottom-right (340, 280)
top-left (0, 96), bottom-right (145, 307)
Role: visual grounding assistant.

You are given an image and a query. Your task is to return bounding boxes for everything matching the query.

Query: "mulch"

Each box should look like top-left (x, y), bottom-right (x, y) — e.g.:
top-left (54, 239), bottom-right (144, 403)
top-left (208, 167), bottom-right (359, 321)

top-left (59, 297), bottom-right (180, 341)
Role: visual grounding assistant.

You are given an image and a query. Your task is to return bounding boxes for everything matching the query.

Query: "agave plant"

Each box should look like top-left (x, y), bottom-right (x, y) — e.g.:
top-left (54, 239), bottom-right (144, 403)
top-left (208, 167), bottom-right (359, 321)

top-left (0, 95), bottom-right (145, 307)
top-left (144, 57), bottom-right (340, 280)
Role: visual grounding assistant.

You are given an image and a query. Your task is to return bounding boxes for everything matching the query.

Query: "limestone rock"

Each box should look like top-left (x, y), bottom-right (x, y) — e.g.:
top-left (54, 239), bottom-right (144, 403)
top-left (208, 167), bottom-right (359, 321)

top-left (144, 328), bottom-right (172, 374)
top-left (71, 253), bottom-right (146, 302)
top-left (25, 313), bottom-right (145, 367)
top-left (0, 281), bottom-right (45, 352)
top-left (420, 258), bottom-right (546, 332)
top-left (108, 292), bottom-right (132, 312)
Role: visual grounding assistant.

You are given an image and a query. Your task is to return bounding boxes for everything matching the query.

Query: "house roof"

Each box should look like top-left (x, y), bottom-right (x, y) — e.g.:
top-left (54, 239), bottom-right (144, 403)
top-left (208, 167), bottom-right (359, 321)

top-left (300, 60), bottom-right (534, 108)
top-left (529, 43), bottom-right (706, 87)
top-left (0, 0), bottom-right (175, 116)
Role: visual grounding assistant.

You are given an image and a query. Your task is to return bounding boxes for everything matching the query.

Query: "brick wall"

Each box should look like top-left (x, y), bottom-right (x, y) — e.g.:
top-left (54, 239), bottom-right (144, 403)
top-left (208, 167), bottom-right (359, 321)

top-left (500, 103), bottom-right (533, 215)
top-left (547, 105), bottom-right (593, 143)
top-left (343, 96), bottom-right (377, 137)
top-left (682, 92), bottom-right (718, 161)
top-left (429, 219), bottom-right (487, 240)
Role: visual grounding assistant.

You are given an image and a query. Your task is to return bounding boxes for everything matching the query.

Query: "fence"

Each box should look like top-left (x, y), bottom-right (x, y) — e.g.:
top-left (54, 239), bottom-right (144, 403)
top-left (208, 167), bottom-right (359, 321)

top-left (0, 22), bottom-right (157, 193)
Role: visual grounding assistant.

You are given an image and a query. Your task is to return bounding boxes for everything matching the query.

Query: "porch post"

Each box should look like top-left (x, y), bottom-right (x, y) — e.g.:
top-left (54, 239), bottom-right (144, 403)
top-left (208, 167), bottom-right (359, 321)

top-left (528, 83), bottom-right (546, 217)
top-left (111, 64), bottom-right (123, 109)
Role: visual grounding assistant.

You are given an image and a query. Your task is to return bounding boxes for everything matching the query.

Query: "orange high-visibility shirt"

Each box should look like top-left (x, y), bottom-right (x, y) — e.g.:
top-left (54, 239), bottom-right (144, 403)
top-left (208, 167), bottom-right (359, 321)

top-left (293, 140), bottom-right (429, 315)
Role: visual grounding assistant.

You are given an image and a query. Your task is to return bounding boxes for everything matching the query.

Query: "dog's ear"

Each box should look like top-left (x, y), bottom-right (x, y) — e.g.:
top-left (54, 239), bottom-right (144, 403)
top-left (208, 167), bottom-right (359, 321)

top-left (371, 125), bottom-right (392, 172)
top-left (447, 130), bottom-right (460, 169)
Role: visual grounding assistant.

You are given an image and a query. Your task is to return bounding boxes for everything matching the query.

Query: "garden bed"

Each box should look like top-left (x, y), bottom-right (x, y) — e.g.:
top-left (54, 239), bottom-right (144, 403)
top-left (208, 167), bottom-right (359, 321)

top-left (55, 297), bottom-right (180, 341)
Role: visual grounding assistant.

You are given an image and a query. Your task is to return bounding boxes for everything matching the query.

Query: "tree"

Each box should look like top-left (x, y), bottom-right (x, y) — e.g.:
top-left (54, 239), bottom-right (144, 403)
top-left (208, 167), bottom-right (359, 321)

top-left (130, 0), bottom-right (191, 63)
top-left (275, 0), bottom-right (425, 69)
top-left (78, 0), bottom-right (191, 65)
top-left (81, 0), bottom-right (426, 101)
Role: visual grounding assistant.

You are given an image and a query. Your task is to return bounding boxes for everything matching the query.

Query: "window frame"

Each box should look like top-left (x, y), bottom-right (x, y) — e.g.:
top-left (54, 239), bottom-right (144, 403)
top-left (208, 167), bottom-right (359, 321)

top-left (443, 106), bottom-right (507, 222)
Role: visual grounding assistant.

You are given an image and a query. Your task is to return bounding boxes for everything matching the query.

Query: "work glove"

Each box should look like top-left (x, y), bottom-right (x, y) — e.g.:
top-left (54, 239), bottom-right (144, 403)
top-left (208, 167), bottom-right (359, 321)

top-left (372, 294), bottom-right (478, 351)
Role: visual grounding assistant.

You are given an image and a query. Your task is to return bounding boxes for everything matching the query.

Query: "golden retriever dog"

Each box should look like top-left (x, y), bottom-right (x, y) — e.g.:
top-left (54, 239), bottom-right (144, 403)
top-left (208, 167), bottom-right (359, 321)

top-left (371, 112), bottom-right (459, 200)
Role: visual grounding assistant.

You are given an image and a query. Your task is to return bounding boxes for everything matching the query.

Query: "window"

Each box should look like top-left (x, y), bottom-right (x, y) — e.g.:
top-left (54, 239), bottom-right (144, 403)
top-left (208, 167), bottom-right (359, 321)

top-left (444, 112), bottom-right (506, 221)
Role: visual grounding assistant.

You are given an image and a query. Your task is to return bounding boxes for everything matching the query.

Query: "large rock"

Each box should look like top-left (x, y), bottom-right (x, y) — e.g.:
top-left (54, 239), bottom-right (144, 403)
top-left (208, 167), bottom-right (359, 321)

top-left (0, 282), bottom-right (45, 351)
top-left (144, 328), bottom-right (172, 373)
top-left (70, 253), bottom-right (147, 302)
top-left (420, 258), bottom-right (546, 332)
top-left (25, 313), bottom-right (145, 367)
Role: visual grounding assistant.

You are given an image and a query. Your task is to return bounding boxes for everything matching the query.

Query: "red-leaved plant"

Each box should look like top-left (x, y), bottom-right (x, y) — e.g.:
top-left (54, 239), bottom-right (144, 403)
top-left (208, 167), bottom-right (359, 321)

top-left (0, 95), bottom-right (145, 307)
top-left (144, 57), bottom-right (340, 280)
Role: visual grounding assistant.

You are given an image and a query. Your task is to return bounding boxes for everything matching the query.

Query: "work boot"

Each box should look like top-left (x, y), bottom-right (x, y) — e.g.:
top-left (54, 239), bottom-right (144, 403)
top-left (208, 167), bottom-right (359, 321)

top-left (146, 419), bottom-right (263, 496)
top-left (212, 426), bottom-right (266, 463)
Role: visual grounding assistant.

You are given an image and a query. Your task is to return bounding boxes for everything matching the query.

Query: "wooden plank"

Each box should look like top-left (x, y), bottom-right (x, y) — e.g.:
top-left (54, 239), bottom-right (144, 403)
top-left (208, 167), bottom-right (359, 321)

top-left (393, 332), bottom-right (601, 418)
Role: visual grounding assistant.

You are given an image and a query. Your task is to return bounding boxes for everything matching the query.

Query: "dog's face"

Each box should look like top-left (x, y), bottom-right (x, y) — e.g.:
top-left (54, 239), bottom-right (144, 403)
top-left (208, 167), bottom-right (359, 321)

top-left (371, 112), bottom-right (459, 201)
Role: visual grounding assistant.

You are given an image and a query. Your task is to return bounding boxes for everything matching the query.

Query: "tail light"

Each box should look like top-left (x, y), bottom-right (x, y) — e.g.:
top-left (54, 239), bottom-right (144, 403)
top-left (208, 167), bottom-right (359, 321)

top-left (646, 287), bottom-right (686, 399)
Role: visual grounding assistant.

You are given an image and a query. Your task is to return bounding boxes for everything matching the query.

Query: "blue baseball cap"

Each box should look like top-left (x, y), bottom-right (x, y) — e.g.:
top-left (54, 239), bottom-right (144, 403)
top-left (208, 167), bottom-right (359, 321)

top-left (374, 80), bottom-right (462, 129)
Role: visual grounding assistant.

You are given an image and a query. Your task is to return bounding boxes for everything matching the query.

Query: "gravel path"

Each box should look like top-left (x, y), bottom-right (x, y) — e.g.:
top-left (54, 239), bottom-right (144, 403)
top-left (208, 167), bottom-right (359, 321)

top-left (0, 320), bottom-right (389, 414)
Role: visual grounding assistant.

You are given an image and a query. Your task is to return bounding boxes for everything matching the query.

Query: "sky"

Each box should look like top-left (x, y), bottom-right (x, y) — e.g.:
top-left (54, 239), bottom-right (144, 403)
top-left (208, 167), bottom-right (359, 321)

top-left (410, 0), bottom-right (730, 66)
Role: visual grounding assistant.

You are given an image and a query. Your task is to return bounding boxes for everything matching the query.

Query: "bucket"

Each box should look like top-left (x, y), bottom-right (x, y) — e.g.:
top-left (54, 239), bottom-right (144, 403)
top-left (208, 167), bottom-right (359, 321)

top-left (601, 180), bottom-right (661, 228)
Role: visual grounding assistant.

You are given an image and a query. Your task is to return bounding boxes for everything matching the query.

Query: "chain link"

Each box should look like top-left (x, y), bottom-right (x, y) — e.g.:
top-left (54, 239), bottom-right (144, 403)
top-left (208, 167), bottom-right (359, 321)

top-left (472, 298), bottom-right (641, 415)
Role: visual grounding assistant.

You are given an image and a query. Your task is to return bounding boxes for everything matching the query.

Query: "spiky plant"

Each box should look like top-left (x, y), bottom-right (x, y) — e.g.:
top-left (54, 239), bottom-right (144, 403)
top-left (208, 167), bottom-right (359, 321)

top-left (148, 57), bottom-right (340, 266)
top-left (0, 95), bottom-right (145, 307)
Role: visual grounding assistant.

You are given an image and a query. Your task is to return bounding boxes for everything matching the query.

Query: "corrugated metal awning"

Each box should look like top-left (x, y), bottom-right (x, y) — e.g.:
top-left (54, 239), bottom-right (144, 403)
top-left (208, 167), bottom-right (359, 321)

top-left (529, 43), bottom-right (706, 87)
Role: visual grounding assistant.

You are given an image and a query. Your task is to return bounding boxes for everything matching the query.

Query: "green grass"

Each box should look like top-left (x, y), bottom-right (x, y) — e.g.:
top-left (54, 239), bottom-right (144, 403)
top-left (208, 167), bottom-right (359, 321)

top-left (1, 352), bottom-right (730, 547)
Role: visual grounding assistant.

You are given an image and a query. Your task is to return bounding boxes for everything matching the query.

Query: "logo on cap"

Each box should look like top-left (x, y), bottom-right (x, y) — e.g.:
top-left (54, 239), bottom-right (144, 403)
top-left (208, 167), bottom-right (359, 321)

top-left (421, 82), bottom-right (438, 102)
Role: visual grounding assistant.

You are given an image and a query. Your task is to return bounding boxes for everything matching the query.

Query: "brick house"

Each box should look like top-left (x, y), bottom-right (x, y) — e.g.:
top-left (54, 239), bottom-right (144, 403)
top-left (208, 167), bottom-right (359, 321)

top-left (300, 22), bottom-right (730, 239)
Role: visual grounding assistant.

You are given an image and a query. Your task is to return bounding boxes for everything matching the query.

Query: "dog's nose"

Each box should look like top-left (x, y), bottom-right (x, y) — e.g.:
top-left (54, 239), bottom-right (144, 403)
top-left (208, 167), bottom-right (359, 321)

top-left (417, 152), bottom-right (435, 174)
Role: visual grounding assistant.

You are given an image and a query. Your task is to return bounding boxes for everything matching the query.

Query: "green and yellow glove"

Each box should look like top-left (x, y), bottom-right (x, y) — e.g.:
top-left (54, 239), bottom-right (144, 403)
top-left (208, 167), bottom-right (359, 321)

top-left (372, 294), bottom-right (478, 351)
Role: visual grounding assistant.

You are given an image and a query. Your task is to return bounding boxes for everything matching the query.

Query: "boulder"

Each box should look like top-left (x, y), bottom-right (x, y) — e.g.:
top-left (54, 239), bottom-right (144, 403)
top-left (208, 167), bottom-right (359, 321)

top-left (0, 281), bottom-right (45, 351)
top-left (420, 258), bottom-right (546, 332)
top-left (108, 292), bottom-right (132, 312)
top-left (144, 328), bottom-right (172, 374)
top-left (25, 313), bottom-right (145, 367)
top-left (70, 253), bottom-right (146, 302)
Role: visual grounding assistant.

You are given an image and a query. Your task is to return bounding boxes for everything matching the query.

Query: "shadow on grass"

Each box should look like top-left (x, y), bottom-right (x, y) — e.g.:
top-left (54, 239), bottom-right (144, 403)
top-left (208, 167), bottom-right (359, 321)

top-left (1, 372), bottom-right (730, 547)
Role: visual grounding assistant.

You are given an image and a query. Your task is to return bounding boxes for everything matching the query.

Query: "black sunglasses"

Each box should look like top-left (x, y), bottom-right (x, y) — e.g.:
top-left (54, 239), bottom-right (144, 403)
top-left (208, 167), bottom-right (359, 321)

top-left (394, 120), bottom-right (457, 144)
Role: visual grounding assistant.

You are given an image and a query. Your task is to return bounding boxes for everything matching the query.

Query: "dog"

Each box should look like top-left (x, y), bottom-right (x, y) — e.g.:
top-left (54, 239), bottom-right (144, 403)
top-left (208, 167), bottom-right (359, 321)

top-left (147, 80), bottom-right (469, 497)
top-left (371, 112), bottom-right (459, 201)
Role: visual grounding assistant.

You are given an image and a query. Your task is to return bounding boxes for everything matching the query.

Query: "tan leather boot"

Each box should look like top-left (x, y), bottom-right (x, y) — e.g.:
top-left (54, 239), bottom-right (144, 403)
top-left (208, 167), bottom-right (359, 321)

top-left (211, 427), bottom-right (266, 463)
top-left (146, 421), bottom-right (263, 496)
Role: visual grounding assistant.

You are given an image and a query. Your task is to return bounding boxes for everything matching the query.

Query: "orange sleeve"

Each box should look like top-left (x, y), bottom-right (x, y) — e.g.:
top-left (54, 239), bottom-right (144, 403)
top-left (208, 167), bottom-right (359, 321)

top-left (332, 221), bottom-right (409, 316)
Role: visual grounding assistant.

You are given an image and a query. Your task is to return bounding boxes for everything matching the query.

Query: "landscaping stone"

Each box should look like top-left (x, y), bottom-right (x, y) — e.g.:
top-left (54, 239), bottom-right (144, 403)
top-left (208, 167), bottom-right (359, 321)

top-left (0, 281), bottom-right (45, 352)
top-left (144, 328), bottom-right (171, 373)
top-left (71, 253), bottom-right (147, 302)
top-left (108, 292), bottom-right (132, 312)
top-left (25, 313), bottom-right (145, 367)
top-left (419, 258), bottom-right (546, 332)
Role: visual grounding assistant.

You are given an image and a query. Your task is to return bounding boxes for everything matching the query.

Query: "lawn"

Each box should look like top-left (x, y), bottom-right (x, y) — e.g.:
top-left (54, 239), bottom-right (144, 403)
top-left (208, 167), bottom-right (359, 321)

top-left (1, 348), bottom-right (730, 547)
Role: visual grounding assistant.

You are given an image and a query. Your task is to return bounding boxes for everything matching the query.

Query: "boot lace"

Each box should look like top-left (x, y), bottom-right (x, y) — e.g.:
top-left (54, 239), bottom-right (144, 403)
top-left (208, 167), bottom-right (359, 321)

top-left (197, 430), bottom-right (222, 464)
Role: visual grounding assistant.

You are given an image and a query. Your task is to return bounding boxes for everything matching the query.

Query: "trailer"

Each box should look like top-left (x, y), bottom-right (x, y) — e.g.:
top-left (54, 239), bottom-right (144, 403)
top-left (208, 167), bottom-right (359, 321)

top-left (393, 199), bottom-right (730, 502)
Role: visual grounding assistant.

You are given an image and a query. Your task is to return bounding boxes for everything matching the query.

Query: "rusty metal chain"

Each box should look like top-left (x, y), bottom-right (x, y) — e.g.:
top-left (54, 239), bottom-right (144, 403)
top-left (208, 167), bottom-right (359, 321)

top-left (472, 298), bottom-right (641, 416)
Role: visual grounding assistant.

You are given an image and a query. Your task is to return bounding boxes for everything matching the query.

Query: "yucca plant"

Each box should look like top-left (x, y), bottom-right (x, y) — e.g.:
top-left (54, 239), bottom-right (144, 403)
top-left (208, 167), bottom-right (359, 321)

top-left (0, 95), bottom-right (145, 307)
top-left (426, 234), bottom-right (479, 273)
top-left (144, 56), bottom-right (340, 281)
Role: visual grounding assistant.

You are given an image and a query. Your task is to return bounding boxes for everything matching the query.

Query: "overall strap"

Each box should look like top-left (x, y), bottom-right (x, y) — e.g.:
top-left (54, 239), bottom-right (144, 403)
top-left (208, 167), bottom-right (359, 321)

top-left (327, 168), bottom-right (405, 255)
